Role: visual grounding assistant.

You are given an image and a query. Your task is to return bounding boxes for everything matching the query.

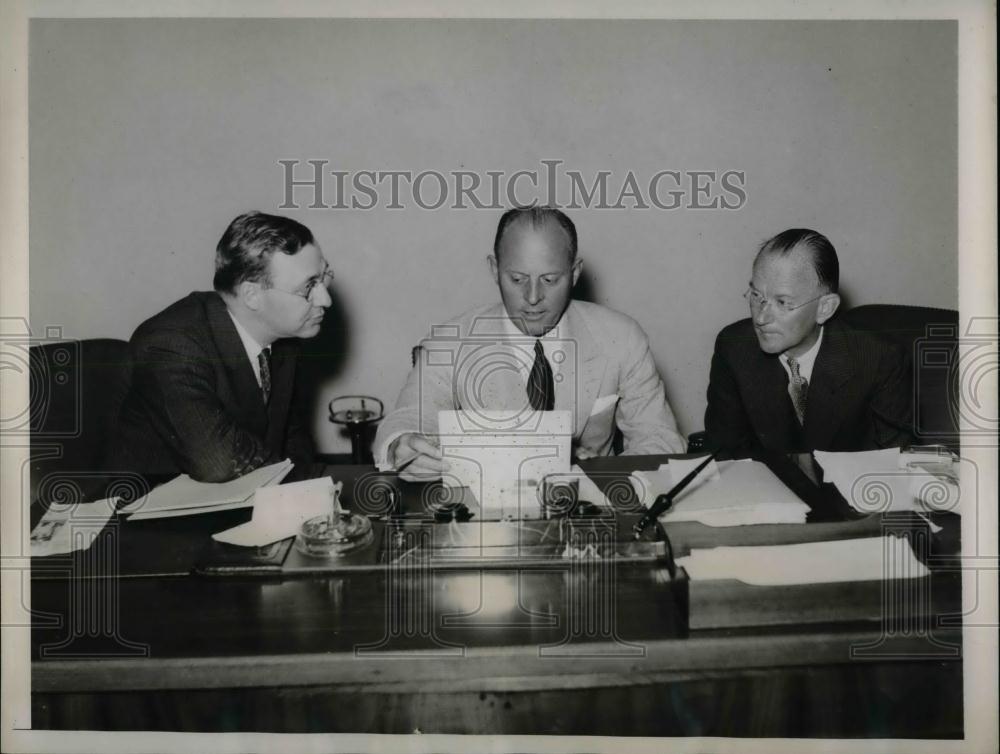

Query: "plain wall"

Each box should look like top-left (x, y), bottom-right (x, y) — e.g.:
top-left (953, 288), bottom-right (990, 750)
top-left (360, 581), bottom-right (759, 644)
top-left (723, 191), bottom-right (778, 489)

top-left (29, 19), bottom-right (957, 453)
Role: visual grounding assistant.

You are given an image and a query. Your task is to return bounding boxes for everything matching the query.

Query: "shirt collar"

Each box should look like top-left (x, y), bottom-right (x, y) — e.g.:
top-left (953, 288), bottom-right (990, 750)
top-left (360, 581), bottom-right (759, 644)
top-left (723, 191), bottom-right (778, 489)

top-left (227, 308), bottom-right (267, 362)
top-left (781, 325), bottom-right (824, 376)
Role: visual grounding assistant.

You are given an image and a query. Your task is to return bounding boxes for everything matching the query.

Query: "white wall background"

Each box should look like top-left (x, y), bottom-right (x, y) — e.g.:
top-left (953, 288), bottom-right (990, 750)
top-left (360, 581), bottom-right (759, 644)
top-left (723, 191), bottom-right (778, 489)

top-left (29, 19), bottom-right (957, 453)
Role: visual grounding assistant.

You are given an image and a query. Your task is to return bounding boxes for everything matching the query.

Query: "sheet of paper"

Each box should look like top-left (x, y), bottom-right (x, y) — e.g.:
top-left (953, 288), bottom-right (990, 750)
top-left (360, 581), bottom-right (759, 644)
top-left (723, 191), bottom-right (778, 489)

top-left (663, 456), bottom-right (721, 500)
top-left (677, 535), bottom-right (930, 585)
top-left (630, 459), bottom-right (809, 526)
top-left (571, 464), bottom-right (612, 509)
top-left (121, 459), bottom-right (293, 520)
top-left (213, 478), bottom-right (341, 546)
top-left (30, 498), bottom-right (118, 557)
top-left (814, 449), bottom-right (960, 515)
top-left (439, 410), bottom-right (571, 513)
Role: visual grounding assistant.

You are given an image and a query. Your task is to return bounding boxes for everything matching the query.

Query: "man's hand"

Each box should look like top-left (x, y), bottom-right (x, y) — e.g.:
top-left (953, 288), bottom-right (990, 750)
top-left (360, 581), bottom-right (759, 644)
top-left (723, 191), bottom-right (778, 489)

top-left (389, 432), bottom-right (449, 482)
top-left (574, 446), bottom-right (597, 462)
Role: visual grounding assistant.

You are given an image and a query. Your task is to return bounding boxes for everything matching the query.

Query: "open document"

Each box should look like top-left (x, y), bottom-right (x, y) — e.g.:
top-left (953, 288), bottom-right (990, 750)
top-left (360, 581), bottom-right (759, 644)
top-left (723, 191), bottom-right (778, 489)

top-left (439, 409), bottom-right (572, 516)
top-left (119, 459), bottom-right (293, 520)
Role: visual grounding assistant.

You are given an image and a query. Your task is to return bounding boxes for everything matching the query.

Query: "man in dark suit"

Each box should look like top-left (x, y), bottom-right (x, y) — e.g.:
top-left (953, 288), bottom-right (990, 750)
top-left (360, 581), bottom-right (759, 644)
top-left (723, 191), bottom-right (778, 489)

top-left (110, 211), bottom-right (332, 483)
top-left (705, 228), bottom-right (912, 459)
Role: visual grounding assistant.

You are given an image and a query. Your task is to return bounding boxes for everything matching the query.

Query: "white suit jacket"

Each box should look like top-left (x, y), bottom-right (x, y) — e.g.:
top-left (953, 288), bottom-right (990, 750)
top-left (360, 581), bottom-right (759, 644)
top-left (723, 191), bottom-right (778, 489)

top-left (374, 300), bottom-right (685, 464)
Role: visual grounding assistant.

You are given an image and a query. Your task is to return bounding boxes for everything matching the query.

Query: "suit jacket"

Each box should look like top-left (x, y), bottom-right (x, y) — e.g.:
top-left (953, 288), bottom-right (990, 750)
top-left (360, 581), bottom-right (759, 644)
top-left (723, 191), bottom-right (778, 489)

top-left (704, 317), bottom-right (913, 457)
top-left (374, 300), bottom-right (685, 462)
top-left (109, 292), bottom-right (314, 483)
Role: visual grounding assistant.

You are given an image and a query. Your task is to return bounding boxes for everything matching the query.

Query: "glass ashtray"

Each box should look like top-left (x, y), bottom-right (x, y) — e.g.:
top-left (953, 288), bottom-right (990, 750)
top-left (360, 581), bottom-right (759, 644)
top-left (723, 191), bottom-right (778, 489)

top-left (294, 511), bottom-right (374, 558)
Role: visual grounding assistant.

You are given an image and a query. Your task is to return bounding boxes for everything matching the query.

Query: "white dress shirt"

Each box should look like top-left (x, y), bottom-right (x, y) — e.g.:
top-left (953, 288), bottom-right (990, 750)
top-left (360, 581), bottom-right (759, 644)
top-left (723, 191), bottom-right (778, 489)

top-left (227, 309), bottom-right (268, 388)
top-left (779, 326), bottom-right (824, 384)
top-left (498, 309), bottom-right (567, 390)
top-left (375, 308), bottom-right (570, 470)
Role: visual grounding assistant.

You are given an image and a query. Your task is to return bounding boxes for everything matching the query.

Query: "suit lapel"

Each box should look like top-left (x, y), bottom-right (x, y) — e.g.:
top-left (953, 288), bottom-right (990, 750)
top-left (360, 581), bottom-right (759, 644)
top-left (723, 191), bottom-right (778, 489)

top-left (205, 294), bottom-right (268, 430)
top-left (742, 343), bottom-right (800, 451)
top-left (265, 341), bottom-right (297, 448)
top-left (463, 304), bottom-right (526, 412)
top-left (804, 321), bottom-right (855, 448)
top-left (562, 302), bottom-right (607, 436)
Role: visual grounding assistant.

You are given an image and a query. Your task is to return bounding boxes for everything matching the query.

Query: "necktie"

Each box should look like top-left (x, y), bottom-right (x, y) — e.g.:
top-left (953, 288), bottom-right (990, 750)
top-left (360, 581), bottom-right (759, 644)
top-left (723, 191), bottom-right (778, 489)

top-left (258, 348), bottom-right (272, 404)
top-left (787, 355), bottom-right (808, 425)
top-left (527, 339), bottom-right (554, 411)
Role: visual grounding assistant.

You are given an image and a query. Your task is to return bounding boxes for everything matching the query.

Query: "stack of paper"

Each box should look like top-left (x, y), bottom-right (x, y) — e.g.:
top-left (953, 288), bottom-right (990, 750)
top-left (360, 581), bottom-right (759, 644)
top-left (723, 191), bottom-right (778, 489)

top-left (119, 459), bottom-right (293, 520)
top-left (814, 448), bottom-right (961, 515)
top-left (677, 535), bottom-right (929, 585)
top-left (213, 477), bottom-right (342, 546)
top-left (630, 459), bottom-right (809, 527)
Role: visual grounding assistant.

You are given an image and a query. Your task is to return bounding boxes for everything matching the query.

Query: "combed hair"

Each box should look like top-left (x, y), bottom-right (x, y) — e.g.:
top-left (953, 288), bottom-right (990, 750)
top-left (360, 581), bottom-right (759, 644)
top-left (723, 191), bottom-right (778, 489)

top-left (493, 206), bottom-right (578, 261)
top-left (756, 228), bottom-right (839, 293)
top-left (213, 211), bottom-right (315, 293)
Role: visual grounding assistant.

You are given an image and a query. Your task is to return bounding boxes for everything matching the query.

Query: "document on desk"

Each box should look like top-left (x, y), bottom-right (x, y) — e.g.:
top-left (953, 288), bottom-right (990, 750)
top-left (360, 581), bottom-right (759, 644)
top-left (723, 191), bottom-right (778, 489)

top-left (30, 497), bottom-right (118, 556)
top-left (120, 459), bottom-right (293, 520)
top-left (571, 464), bottom-right (613, 508)
top-left (630, 459), bottom-right (809, 526)
top-left (814, 448), bottom-right (961, 516)
top-left (439, 409), bottom-right (572, 515)
top-left (677, 535), bottom-right (930, 585)
top-left (213, 477), bottom-right (341, 546)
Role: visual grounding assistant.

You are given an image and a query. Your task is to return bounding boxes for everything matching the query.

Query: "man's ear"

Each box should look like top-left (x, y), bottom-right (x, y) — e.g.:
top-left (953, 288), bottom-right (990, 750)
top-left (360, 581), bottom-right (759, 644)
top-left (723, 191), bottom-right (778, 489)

top-left (240, 280), bottom-right (263, 312)
top-left (571, 257), bottom-right (583, 287)
top-left (816, 292), bottom-right (841, 325)
top-left (487, 254), bottom-right (499, 285)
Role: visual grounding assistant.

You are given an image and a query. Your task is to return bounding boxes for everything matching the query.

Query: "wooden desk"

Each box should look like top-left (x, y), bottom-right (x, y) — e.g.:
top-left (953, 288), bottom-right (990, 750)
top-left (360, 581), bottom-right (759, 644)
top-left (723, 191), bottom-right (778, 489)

top-left (30, 457), bottom-right (963, 736)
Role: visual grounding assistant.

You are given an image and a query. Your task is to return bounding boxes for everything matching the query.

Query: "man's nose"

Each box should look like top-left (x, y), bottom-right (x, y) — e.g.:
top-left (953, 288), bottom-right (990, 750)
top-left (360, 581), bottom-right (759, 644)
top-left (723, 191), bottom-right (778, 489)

top-left (313, 284), bottom-right (333, 309)
top-left (526, 280), bottom-right (543, 305)
top-left (753, 301), bottom-right (772, 326)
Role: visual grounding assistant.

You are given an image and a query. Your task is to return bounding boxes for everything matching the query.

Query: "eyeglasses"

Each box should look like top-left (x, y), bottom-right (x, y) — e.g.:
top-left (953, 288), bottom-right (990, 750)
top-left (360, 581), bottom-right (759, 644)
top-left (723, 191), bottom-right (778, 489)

top-left (268, 268), bottom-right (335, 302)
top-left (743, 287), bottom-right (823, 314)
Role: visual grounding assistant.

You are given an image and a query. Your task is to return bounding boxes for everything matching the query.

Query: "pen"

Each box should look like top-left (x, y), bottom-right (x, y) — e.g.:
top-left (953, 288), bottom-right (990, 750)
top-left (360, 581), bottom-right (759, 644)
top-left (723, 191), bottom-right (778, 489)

top-left (632, 450), bottom-right (720, 540)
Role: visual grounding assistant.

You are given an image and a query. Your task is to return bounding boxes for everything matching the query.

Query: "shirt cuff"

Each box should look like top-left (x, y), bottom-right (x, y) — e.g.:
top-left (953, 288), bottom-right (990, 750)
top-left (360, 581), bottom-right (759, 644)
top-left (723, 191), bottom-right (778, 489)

top-left (374, 430), bottom-right (408, 472)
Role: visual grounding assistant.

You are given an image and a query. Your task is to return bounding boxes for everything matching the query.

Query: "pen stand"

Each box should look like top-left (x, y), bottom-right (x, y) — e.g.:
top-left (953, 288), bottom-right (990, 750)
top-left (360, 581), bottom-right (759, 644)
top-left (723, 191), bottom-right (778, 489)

top-left (328, 395), bottom-right (384, 465)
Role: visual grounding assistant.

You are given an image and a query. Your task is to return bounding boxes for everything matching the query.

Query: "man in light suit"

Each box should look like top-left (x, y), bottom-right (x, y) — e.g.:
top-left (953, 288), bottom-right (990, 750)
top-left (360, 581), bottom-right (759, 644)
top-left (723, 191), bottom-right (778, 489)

top-left (375, 206), bottom-right (685, 481)
top-left (110, 211), bottom-right (333, 484)
top-left (704, 228), bottom-right (912, 459)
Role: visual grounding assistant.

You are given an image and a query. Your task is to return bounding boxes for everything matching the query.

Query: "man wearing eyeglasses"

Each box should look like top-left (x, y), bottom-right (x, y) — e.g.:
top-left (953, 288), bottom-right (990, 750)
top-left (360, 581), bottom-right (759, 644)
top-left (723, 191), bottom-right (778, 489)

top-left (375, 206), bottom-right (685, 481)
top-left (704, 228), bottom-right (912, 458)
top-left (110, 211), bottom-right (333, 483)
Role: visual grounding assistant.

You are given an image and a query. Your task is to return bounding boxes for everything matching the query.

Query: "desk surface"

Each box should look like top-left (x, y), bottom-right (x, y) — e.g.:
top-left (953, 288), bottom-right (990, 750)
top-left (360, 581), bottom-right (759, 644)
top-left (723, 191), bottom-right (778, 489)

top-left (30, 456), bottom-right (964, 737)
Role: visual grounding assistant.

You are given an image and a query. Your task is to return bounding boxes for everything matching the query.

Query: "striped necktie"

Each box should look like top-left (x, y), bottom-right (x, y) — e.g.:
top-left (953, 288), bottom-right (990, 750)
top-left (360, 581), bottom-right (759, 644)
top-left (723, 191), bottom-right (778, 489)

top-left (527, 339), bottom-right (554, 411)
top-left (258, 347), bottom-right (272, 404)
top-left (787, 355), bottom-right (808, 425)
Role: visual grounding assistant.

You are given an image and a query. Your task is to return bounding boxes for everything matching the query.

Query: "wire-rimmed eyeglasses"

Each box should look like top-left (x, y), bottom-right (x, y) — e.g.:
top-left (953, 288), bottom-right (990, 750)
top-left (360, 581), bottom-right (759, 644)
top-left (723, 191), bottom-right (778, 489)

top-left (269, 268), bottom-right (335, 302)
top-left (743, 287), bottom-right (824, 314)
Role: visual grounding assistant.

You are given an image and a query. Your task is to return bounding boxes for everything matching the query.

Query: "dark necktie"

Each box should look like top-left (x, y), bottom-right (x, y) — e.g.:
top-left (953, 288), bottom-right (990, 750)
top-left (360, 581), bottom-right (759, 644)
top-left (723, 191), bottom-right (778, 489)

top-left (787, 355), bottom-right (808, 425)
top-left (527, 339), bottom-right (554, 411)
top-left (258, 347), bottom-right (272, 404)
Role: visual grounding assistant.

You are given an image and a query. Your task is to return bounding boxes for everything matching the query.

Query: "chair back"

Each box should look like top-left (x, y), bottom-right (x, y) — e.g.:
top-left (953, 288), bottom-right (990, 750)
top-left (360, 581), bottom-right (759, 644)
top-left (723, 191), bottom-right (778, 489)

top-left (29, 338), bottom-right (132, 505)
top-left (840, 304), bottom-right (960, 451)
